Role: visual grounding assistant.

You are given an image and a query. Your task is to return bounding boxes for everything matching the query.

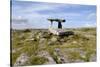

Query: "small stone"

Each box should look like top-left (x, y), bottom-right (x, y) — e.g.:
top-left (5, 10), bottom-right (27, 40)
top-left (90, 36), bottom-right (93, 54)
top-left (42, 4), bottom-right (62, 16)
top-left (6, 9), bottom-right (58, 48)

top-left (51, 37), bottom-right (57, 42)
top-left (39, 38), bottom-right (45, 43)
top-left (48, 41), bottom-right (53, 45)
top-left (72, 41), bottom-right (77, 44)
top-left (60, 39), bottom-right (65, 42)
top-left (55, 48), bottom-right (60, 53)
top-left (36, 32), bottom-right (42, 39)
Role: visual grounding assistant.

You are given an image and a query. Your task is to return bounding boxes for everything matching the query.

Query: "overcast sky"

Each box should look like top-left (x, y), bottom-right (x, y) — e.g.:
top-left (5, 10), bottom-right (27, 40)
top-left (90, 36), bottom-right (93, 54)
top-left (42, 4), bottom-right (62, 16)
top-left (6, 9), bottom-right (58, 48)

top-left (11, 0), bottom-right (96, 29)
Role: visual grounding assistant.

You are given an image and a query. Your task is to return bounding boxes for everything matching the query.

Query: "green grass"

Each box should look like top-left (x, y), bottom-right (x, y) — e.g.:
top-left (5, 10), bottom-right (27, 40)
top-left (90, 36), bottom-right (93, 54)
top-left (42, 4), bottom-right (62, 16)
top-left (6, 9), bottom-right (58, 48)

top-left (27, 56), bottom-right (48, 65)
top-left (11, 27), bottom-right (96, 65)
top-left (11, 52), bottom-right (21, 65)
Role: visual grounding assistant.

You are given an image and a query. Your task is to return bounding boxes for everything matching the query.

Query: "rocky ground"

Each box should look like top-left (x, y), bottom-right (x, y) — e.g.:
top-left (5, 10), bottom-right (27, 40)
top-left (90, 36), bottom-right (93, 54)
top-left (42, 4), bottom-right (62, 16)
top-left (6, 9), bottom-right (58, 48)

top-left (11, 28), bottom-right (96, 66)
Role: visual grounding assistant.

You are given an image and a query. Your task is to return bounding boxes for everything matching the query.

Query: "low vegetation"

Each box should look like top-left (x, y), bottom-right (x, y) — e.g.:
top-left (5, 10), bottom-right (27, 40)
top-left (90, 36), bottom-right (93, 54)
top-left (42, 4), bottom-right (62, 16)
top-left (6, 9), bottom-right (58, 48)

top-left (11, 27), bottom-right (96, 66)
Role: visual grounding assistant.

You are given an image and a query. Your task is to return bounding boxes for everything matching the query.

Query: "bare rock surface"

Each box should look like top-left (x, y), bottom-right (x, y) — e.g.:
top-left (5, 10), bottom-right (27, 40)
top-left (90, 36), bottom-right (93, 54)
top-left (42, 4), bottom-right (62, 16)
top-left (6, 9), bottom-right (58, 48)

top-left (54, 48), bottom-right (69, 63)
top-left (90, 54), bottom-right (96, 62)
top-left (14, 53), bottom-right (29, 66)
top-left (37, 51), bottom-right (56, 64)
